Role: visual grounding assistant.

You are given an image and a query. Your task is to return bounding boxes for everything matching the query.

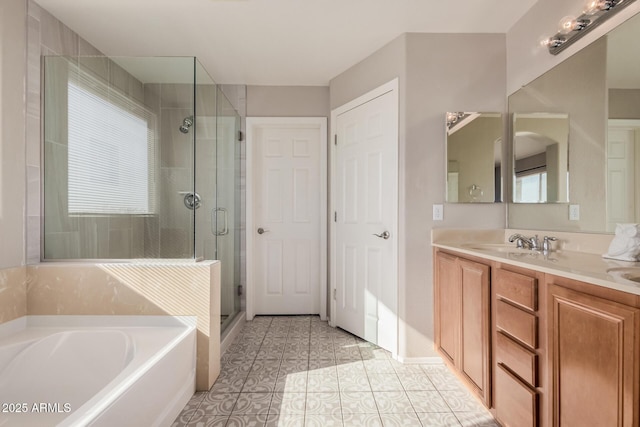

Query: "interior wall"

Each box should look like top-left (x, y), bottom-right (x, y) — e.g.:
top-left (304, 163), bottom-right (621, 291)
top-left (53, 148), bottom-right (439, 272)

top-left (0, 0), bottom-right (28, 324)
top-left (247, 85), bottom-right (329, 117)
top-left (403, 33), bottom-right (506, 359)
top-left (609, 89), bottom-right (640, 118)
top-left (506, 0), bottom-right (640, 95)
top-left (329, 33), bottom-right (506, 359)
top-left (0, 0), bottom-right (27, 270)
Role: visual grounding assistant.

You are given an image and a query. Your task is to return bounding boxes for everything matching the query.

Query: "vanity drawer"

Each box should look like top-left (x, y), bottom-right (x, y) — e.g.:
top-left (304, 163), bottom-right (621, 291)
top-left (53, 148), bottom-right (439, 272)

top-left (496, 300), bottom-right (538, 349)
top-left (495, 269), bottom-right (537, 311)
top-left (496, 331), bottom-right (538, 386)
top-left (495, 363), bottom-right (538, 427)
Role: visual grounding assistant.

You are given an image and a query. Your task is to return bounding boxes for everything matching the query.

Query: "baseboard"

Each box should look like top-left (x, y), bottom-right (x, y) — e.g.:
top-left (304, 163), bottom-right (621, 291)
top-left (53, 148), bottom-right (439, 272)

top-left (394, 355), bottom-right (444, 364)
top-left (220, 311), bottom-right (246, 356)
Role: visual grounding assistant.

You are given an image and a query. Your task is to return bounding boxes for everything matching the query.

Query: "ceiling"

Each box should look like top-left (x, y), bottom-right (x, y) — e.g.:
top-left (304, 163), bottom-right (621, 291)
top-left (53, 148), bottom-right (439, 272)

top-left (34, 0), bottom-right (538, 86)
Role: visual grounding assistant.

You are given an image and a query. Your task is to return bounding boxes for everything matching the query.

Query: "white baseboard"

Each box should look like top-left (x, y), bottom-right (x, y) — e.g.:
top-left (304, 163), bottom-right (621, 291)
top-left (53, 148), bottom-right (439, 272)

top-left (394, 355), bottom-right (444, 364)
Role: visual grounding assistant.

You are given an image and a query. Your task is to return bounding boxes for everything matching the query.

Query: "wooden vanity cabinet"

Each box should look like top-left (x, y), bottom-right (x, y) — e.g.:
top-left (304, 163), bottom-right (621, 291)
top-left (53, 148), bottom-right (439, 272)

top-left (434, 250), bottom-right (491, 406)
top-left (545, 275), bottom-right (640, 427)
top-left (492, 265), bottom-right (545, 427)
top-left (434, 247), bottom-right (640, 427)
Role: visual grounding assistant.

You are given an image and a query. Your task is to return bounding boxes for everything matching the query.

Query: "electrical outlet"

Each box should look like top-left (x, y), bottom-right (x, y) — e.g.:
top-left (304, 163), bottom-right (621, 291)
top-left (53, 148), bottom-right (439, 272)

top-left (569, 204), bottom-right (580, 221)
top-left (433, 204), bottom-right (444, 221)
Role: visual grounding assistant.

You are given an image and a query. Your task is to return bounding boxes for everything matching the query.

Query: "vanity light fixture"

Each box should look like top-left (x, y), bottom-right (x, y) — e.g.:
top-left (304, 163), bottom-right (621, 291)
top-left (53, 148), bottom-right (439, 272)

top-left (446, 112), bottom-right (470, 130)
top-left (543, 0), bottom-right (636, 55)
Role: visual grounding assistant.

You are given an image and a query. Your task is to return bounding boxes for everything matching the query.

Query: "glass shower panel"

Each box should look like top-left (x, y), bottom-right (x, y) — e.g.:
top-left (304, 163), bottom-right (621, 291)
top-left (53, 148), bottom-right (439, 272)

top-left (43, 56), bottom-right (196, 259)
top-left (194, 59), bottom-right (242, 333)
top-left (194, 62), bottom-right (217, 261)
top-left (216, 87), bottom-right (242, 332)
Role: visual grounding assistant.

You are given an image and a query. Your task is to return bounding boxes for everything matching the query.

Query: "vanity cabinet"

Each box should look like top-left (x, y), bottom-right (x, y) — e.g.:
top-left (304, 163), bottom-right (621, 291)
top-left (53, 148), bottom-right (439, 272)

top-left (545, 275), bottom-right (640, 427)
top-left (434, 250), bottom-right (491, 405)
top-left (492, 266), bottom-right (544, 427)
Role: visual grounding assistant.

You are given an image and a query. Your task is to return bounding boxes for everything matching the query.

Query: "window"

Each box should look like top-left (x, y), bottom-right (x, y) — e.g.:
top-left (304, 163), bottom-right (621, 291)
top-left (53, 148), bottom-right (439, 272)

top-left (515, 171), bottom-right (547, 203)
top-left (67, 71), bottom-right (156, 215)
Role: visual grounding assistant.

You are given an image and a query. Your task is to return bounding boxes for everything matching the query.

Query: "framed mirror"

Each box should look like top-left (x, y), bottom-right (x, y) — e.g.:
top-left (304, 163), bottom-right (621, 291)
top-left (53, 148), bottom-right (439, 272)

top-left (446, 112), bottom-right (503, 203)
top-left (508, 9), bottom-right (640, 233)
top-left (513, 113), bottom-right (569, 203)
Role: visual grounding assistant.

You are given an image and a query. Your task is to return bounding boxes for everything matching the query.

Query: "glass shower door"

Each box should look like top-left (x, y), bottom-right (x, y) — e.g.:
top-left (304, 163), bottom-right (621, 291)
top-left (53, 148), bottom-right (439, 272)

top-left (215, 87), bottom-right (241, 333)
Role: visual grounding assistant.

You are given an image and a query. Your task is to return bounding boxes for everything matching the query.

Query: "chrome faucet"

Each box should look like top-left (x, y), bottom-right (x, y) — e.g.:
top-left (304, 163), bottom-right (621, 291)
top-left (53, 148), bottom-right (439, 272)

top-left (508, 233), bottom-right (558, 252)
top-left (508, 234), bottom-right (541, 250)
top-left (508, 233), bottom-right (533, 249)
top-left (542, 236), bottom-right (558, 252)
top-left (529, 235), bottom-right (540, 250)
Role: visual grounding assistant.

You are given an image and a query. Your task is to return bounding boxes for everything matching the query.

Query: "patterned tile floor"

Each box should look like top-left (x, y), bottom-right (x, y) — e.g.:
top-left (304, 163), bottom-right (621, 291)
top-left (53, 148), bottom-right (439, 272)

top-left (173, 316), bottom-right (499, 427)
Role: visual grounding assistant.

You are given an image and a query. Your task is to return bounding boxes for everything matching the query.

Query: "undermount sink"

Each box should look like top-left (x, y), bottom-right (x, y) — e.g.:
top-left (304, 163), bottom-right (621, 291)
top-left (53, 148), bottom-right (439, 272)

top-left (606, 267), bottom-right (640, 283)
top-left (463, 243), bottom-right (535, 253)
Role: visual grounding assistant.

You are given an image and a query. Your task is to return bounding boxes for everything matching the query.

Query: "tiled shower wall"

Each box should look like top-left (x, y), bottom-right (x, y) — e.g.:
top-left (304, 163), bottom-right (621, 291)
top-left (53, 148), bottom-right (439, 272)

top-left (28, 2), bottom-right (221, 260)
top-left (26, 0), bottom-right (247, 308)
top-left (28, 1), bottom-right (159, 260)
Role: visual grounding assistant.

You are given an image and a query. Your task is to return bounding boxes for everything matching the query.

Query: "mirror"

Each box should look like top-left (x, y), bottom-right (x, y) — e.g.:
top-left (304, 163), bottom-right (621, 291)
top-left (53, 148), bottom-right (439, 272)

top-left (508, 10), bottom-right (640, 233)
top-left (446, 112), bottom-right (502, 203)
top-left (513, 113), bottom-right (569, 203)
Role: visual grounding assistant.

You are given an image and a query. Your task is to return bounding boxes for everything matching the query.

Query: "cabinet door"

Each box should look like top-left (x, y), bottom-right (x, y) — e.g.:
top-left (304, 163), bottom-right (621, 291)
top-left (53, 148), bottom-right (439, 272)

top-left (460, 258), bottom-right (490, 402)
top-left (435, 252), bottom-right (460, 364)
top-left (548, 283), bottom-right (640, 427)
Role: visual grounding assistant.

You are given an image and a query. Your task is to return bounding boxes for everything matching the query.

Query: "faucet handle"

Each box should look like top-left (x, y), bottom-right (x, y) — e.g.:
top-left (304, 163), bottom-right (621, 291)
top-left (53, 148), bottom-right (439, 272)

top-left (508, 233), bottom-right (526, 248)
top-left (530, 235), bottom-right (540, 250)
top-left (542, 236), bottom-right (558, 252)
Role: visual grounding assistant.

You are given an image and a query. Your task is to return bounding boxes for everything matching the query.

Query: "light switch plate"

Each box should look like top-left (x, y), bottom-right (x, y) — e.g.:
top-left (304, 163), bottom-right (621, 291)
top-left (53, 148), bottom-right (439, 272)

top-left (569, 204), bottom-right (580, 221)
top-left (433, 204), bottom-right (444, 221)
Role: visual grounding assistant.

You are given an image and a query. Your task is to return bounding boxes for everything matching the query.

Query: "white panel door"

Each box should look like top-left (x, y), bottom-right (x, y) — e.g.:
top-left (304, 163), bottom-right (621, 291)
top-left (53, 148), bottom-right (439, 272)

top-left (607, 125), bottom-right (637, 231)
top-left (248, 118), bottom-right (326, 316)
top-left (333, 83), bottom-right (398, 353)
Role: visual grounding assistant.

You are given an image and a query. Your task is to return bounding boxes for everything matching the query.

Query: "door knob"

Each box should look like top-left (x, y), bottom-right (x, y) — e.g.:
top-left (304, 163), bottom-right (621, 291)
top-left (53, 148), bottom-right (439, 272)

top-left (257, 227), bottom-right (269, 235)
top-left (373, 231), bottom-right (390, 239)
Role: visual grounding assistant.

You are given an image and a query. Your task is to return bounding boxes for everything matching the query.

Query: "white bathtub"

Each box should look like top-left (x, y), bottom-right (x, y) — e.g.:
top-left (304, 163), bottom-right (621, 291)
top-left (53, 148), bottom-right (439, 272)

top-left (0, 315), bottom-right (196, 427)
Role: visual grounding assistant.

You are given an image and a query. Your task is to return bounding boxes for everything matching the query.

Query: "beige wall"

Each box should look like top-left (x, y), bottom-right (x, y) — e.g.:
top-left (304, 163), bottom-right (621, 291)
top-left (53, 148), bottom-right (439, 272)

top-left (0, 0), bottom-right (28, 323)
top-left (609, 89), bottom-right (640, 118)
top-left (330, 33), bottom-right (506, 359)
top-left (247, 85), bottom-right (329, 117)
top-left (0, 0), bottom-right (26, 269)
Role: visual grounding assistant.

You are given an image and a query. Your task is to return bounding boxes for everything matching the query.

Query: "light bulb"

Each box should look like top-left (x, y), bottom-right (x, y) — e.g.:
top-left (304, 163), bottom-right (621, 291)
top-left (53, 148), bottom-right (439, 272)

top-left (583, 0), bottom-right (601, 15)
top-left (559, 15), bottom-right (577, 34)
top-left (539, 36), bottom-right (551, 47)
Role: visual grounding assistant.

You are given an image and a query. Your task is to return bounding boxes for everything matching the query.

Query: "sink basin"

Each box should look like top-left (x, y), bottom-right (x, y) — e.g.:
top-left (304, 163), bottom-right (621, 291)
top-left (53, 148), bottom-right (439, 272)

top-left (463, 243), bottom-right (533, 253)
top-left (606, 267), bottom-right (640, 283)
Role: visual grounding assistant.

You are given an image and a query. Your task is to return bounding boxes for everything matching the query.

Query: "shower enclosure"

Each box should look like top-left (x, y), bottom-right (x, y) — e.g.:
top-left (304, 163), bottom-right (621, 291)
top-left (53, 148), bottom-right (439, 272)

top-left (42, 56), bottom-right (242, 333)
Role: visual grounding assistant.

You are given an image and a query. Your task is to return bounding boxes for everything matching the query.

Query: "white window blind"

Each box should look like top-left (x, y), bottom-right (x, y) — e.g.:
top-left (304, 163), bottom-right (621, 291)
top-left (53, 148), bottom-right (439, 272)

top-left (67, 71), bottom-right (156, 215)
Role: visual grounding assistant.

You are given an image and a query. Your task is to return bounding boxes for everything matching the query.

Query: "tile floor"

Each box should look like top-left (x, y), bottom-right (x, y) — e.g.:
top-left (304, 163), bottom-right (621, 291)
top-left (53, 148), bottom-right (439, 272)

top-left (173, 316), bottom-right (499, 427)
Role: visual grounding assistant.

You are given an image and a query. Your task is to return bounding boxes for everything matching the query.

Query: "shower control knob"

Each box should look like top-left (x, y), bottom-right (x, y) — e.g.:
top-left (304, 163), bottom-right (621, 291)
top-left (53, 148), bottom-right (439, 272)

top-left (257, 227), bottom-right (269, 235)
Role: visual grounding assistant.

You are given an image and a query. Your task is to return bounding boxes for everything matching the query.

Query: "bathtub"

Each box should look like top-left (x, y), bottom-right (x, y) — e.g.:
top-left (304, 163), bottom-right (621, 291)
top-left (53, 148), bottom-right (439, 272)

top-left (0, 315), bottom-right (196, 427)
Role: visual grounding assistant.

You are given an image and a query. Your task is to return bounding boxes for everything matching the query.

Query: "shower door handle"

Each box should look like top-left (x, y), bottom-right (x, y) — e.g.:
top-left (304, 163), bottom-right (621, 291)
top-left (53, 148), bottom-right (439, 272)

top-left (212, 208), bottom-right (229, 236)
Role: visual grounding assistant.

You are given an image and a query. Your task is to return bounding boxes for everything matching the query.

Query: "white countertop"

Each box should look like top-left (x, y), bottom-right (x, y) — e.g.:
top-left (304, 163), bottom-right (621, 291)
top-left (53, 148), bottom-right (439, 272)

top-left (432, 229), bottom-right (640, 297)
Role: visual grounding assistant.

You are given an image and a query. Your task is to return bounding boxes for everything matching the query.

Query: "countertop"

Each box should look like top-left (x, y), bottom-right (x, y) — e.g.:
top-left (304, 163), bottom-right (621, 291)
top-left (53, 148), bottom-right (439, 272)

top-left (432, 229), bottom-right (640, 297)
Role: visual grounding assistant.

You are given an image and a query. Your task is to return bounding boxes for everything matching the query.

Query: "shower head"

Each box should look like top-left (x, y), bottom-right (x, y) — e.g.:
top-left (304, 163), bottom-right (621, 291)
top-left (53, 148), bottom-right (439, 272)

top-left (179, 116), bottom-right (194, 134)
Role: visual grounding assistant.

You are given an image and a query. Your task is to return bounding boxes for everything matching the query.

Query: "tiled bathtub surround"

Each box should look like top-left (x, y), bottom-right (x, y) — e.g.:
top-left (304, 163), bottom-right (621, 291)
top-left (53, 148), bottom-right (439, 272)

top-left (27, 261), bottom-right (220, 390)
top-left (173, 316), bottom-right (497, 427)
top-left (0, 267), bottom-right (28, 324)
